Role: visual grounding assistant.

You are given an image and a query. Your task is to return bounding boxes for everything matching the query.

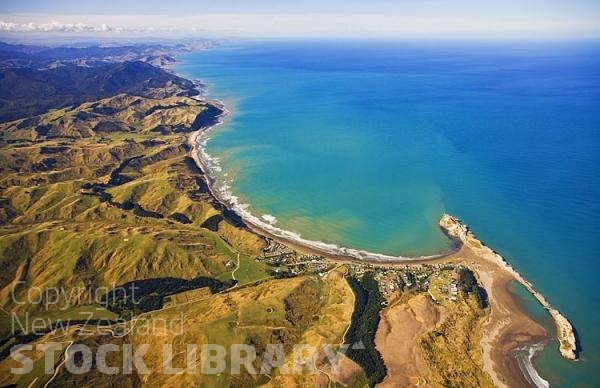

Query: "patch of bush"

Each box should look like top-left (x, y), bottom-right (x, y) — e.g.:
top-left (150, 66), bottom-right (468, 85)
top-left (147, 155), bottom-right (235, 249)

top-left (169, 212), bottom-right (192, 224)
top-left (344, 272), bottom-right (387, 386)
top-left (201, 214), bottom-right (223, 231)
top-left (107, 155), bottom-right (143, 186)
top-left (103, 276), bottom-right (236, 317)
top-left (223, 209), bottom-right (245, 228)
top-left (132, 203), bottom-right (163, 218)
top-left (184, 156), bottom-right (204, 174)
top-left (458, 268), bottom-right (488, 309)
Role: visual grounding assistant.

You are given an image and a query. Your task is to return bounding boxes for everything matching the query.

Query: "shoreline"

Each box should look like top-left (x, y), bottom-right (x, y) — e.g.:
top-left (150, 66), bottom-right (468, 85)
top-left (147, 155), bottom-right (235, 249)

top-left (440, 214), bottom-right (578, 362)
top-left (186, 89), bottom-right (577, 387)
top-left (187, 108), bottom-right (460, 263)
top-left (513, 342), bottom-right (551, 388)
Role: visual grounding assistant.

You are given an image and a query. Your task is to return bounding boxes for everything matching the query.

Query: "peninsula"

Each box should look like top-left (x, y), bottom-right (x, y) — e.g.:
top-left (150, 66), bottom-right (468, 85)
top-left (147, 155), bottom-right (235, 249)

top-left (186, 98), bottom-right (579, 386)
top-left (439, 214), bottom-right (578, 361)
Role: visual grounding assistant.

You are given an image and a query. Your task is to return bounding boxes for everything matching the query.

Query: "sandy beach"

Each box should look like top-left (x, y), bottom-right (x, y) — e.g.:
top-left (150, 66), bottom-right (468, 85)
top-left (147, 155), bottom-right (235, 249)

top-left (439, 240), bottom-right (550, 387)
top-left (187, 105), bottom-right (577, 387)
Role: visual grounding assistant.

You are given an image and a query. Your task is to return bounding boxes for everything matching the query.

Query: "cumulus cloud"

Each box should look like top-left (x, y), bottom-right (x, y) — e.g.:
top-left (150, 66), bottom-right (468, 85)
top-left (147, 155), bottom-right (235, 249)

top-left (1, 13), bottom-right (599, 39)
top-left (0, 20), bottom-right (118, 33)
top-left (0, 19), bottom-right (198, 35)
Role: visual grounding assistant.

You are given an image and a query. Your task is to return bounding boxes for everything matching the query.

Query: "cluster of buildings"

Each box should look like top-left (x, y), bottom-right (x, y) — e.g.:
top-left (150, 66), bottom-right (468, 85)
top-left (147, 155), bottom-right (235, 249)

top-left (259, 239), bottom-right (333, 277)
top-left (348, 262), bottom-right (462, 302)
top-left (258, 238), bottom-right (465, 305)
top-left (261, 238), bottom-right (294, 262)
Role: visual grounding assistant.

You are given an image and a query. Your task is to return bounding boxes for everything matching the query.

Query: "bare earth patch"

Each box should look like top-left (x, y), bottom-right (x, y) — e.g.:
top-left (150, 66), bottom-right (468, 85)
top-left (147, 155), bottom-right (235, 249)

top-left (376, 293), bottom-right (440, 387)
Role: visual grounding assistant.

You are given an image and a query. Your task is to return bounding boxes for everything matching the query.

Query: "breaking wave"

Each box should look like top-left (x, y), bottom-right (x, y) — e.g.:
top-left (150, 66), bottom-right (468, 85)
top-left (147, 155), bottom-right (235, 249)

top-left (194, 108), bottom-right (453, 263)
top-left (261, 214), bottom-right (278, 224)
top-left (513, 343), bottom-right (550, 388)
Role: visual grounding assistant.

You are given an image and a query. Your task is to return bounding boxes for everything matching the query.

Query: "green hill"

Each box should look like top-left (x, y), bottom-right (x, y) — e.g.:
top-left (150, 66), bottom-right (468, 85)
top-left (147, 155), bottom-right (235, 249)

top-left (0, 61), bottom-right (199, 122)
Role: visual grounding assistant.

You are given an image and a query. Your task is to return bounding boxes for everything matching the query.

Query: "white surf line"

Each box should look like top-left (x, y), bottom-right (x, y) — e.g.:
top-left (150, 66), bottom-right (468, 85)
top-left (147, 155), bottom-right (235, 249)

top-left (186, 109), bottom-right (458, 264)
top-left (515, 343), bottom-right (550, 388)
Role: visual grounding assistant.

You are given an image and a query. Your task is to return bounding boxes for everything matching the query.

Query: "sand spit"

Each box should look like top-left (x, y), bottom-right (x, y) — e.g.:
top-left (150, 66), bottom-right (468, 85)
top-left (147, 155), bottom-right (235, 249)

top-left (185, 102), bottom-right (576, 386)
top-left (439, 214), bottom-right (578, 361)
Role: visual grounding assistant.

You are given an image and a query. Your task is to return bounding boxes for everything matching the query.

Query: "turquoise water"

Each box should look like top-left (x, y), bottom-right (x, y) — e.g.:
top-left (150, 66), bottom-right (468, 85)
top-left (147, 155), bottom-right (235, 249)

top-left (176, 40), bottom-right (600, 386)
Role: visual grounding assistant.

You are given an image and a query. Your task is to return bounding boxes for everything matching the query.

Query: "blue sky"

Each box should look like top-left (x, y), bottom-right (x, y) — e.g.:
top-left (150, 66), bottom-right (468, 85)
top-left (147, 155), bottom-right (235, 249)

top-left (2, 0), bottom-right (599, 16)
top-left (1, 0), bottom-right (599, 39)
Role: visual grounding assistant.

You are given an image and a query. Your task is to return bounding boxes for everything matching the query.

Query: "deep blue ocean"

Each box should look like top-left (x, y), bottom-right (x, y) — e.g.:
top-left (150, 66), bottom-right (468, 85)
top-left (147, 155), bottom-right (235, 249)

top-left (176, 40), bottom-right (600, 386)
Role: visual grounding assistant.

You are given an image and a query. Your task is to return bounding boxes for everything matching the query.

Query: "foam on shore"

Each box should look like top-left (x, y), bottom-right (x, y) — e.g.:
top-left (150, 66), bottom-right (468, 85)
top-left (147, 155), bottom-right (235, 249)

top-left (513, 343), bottom-right (550, 388)
top-left (186, 93), bottom-right (578, 388)
top-left (189, 106), bottom-right (455, 262)
top-left (261, 214), bottom-right (278, 224)
top-left (189, 98), bottom-right (578, 363)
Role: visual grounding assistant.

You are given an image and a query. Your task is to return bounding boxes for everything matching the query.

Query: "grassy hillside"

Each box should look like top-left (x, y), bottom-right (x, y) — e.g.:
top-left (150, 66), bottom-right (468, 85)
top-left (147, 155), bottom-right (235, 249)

top-left (127, 272), bottom-right (353, 387)
top-left (0, 60), bottom-right (199, 122)
top-left (0, 94), bottom-right (263, 316)
top-left (0, 93), bottom-right (221, 141)
top-left (0, 271), bottom-right (355, 388)
top-left (0, 50), bottom-right (367, 388)
top-left (420, 293), bottom-right (494, 387)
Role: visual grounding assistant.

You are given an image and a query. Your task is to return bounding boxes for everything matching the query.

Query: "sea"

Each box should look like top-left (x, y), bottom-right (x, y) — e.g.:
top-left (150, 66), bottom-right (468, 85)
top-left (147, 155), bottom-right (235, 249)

top-left (175, 39), bottom-right (600, 386)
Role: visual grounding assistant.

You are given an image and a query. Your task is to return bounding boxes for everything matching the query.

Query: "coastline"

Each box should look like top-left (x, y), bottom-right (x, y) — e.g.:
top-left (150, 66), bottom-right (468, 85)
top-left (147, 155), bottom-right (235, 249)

top-left (187, 110), bottom-right (459, 263)
top-left (440, 214), bottom-right (578, 361)
top-left (186, 91), bottom-right (578, 387)
top-left (513, 343), bottom-right (551, 388)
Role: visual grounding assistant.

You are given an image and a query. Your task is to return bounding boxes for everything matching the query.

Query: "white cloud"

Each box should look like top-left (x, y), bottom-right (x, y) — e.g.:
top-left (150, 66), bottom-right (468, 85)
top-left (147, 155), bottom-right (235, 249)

top-left (0, 20), bottom-right (112, 33)
top-left (0, 13), bottom-right (599, 39)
